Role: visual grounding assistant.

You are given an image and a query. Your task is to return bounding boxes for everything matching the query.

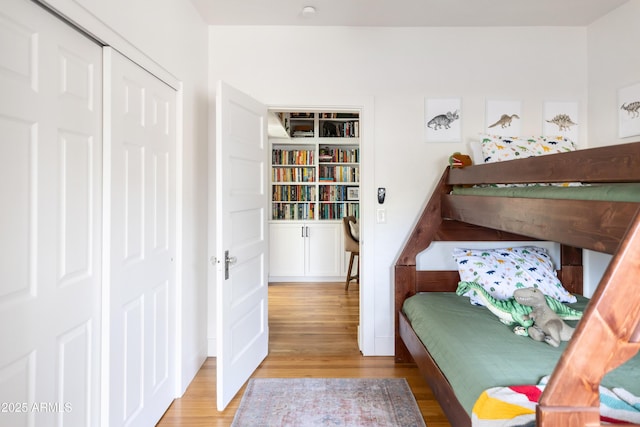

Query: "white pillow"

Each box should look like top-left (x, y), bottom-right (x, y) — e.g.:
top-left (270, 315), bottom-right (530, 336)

top-left (452, 246), bottom-right (576, 306)
top-left (468, 139), bottom-right (484, 165)
top-left (349, 219), bottom-right (359, 241)
top-left (480, 134), bottom-right (577, 163)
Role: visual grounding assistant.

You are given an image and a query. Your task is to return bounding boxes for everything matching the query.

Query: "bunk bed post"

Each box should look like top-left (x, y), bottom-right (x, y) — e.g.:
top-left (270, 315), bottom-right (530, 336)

top-left (558, 245), bottom-right (583, 295)
top-left (395, 265), bottom-right (416, 363)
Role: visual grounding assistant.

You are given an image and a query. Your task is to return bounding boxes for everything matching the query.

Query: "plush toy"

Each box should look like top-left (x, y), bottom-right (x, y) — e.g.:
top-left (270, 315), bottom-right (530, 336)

top-left (455, 282), bottom-right (582, 339)
top-left (448, 152), bottom-right (472, 168)
top-left (513, 288), bottom-right (576, 347)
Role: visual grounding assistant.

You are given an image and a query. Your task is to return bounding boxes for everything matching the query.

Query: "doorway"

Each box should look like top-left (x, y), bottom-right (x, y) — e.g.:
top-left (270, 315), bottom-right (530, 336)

top-left (267, 107), bottom-right (364, 349)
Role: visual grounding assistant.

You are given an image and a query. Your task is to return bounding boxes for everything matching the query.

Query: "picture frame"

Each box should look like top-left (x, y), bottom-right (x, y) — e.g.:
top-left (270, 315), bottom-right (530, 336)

top-left (618, 82), bottom-right (640, 138)
top-left (485, 99), bottom-right (522, 136)
top-left (543, 101), bottom-right (579, 143)
top-left (424, 97), bottom-right (461, 143)
top-left (346, 187), bottom-right (360, 201)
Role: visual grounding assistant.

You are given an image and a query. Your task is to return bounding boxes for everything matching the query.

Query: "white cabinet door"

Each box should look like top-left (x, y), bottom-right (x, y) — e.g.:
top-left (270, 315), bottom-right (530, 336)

top-left (269, 223), bottom-right (305, 277)
top-left (269, 222), bottom-right (342, 279)
top-left (306, 223), bottom-right (342, 277)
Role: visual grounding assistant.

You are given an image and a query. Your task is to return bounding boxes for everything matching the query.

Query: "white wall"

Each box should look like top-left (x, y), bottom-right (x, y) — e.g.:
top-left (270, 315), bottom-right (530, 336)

top-left (209, 25), bottom-right (588, 355)
top-left (41, 0), bottom-right (210, 391)
top-left (588, 0), bottom-right (640, 148)
top-left (582, 0), bottom-right (640, 295)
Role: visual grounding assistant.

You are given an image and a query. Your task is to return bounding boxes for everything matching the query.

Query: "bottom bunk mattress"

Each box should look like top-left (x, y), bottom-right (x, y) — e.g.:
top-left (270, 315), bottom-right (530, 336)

top-left (402, 292), bottom-right (640, 417)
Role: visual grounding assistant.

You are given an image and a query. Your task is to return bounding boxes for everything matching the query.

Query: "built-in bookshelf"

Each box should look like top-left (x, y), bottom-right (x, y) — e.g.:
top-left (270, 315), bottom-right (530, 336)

top-left (270, 111), bottom-right (360, 221)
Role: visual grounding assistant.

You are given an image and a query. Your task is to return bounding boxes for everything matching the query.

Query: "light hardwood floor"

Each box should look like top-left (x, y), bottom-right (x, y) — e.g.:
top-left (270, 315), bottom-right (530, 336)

top-left (157, 282), bottom-right (451, 426)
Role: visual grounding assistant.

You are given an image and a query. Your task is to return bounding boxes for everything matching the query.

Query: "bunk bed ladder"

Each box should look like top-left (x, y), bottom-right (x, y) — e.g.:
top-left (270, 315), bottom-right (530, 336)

top-left (538, 208), bottom-right (640, 427)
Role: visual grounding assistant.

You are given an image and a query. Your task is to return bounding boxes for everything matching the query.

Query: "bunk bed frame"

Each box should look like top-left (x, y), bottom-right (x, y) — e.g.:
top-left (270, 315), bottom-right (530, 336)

top-left (395, 141), bottom-right (640, 427)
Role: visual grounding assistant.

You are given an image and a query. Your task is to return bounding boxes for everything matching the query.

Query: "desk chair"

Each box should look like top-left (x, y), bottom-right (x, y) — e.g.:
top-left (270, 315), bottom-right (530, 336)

top-left (342, 216), bottom-right (360, 291)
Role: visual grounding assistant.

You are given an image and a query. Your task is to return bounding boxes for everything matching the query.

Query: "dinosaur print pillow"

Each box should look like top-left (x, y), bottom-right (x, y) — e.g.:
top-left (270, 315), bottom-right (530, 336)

top-left (452, 246), bottom-right (577, 307)
top-left (480, 134), bottom-right (577, 164)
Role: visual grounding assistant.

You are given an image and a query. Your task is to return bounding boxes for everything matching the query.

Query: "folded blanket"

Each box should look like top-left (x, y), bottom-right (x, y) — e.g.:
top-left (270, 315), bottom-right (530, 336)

top-left (472, 376), bottom-right (640, 426)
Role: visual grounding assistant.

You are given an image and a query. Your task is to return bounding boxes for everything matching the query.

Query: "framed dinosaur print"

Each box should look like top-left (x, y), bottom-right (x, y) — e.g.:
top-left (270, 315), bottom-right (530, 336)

top-left (485, 99), bottom-right (522, 137)
top-left (618, 82), bottom-right (640, 138)
top-left (424, 97), bottom-right (461, 143)
top-left (543, 101), bottom-right (579, 143)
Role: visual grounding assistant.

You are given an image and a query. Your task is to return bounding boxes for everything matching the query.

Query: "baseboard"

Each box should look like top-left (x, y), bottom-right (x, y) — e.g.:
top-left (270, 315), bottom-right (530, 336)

top-left (269, 276), bottom-right (346, 283)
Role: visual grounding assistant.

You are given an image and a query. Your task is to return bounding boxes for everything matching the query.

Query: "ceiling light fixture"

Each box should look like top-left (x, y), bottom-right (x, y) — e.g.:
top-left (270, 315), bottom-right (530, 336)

top-left (301, 6), bottom-right (317, 18)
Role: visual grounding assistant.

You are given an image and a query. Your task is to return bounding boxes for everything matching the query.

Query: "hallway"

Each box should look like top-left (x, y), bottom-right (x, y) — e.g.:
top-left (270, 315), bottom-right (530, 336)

top-left (157, 282), bottom-right (450, 426)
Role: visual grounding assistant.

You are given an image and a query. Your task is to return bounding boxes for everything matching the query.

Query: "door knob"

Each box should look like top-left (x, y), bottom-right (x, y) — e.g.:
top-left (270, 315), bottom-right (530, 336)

top-left (224, 250), bottom-right (237, 280)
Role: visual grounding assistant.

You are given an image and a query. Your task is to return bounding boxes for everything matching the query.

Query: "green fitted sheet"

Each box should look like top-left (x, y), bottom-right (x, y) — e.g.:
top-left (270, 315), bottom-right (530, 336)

top-left (402, 292), bottom-right (640, 416)
top-left (451, 183), bottom-right (640, 202)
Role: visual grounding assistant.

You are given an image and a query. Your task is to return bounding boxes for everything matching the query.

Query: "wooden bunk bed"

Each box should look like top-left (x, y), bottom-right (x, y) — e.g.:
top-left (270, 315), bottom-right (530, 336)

top-left (394, 141), bottom-right (640, 427)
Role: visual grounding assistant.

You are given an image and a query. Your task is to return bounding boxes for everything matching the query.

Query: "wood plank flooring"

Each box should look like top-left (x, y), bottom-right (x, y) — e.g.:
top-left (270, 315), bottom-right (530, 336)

top-left (157, 282), bottom-right (451, 426)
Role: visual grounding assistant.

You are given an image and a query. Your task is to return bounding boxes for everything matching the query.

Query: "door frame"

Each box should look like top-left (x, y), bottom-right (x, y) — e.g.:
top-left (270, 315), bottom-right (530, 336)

top-left (266, 97), bottom-right (376, 355)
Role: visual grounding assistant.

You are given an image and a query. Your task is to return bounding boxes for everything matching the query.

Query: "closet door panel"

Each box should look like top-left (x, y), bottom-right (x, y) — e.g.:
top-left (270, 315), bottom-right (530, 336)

top-left (105, 47), bottom-right (177, 427)
top-left (0, 1), bottom-right (102, 426)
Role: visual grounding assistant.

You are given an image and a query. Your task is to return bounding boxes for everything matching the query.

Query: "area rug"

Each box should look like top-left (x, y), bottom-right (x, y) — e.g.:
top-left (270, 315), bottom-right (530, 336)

top-left (231, 378), bottom-right (426, 427)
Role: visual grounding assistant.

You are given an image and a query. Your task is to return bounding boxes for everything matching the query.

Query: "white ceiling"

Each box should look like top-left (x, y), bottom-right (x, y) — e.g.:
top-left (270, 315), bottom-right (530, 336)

top-left (190, 0), bottom-right (629, 27)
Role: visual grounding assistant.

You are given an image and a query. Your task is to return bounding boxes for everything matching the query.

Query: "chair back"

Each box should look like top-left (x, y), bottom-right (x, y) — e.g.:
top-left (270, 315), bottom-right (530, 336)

top-left (342, 216), bottom-right (359, 253)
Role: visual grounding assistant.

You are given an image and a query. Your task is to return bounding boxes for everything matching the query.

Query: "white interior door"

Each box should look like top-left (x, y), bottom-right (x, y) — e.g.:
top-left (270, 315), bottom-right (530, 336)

top-left (104, 47), bottom-right (177, 426)
top-left (0, 0), bottom-right (102, 425)
top-left (215, 81), bottom-right (269, 410)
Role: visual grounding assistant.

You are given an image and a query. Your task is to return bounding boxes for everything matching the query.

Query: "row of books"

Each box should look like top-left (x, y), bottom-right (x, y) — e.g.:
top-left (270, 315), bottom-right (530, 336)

top-left (272, 149), bottom-right (315, 165)
top-left (272, 167), bottom-right (316, 182)
top-left (319, 165), bottom-right (359, 182)
top-left (272, 185), bottom-right (317, 202)
top-left (290, 112), bottom-right (358, 119)
top-left (271, 202), bottom-right (360, 220)
top-left (272, 202), bottom-right (315, 220)
top-left (320, 120), bottom-right (359, 138)
top-left (318, 147), bottom-right (359, 163)
top-left (318, 202), bottom-right (360, 220)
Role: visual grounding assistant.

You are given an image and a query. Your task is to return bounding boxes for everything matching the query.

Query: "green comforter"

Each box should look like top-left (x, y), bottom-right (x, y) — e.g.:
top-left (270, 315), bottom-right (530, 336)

top-left (451, 183), bottom-right (640, 202)
top-left (402, 292), bottom-right (640, 415)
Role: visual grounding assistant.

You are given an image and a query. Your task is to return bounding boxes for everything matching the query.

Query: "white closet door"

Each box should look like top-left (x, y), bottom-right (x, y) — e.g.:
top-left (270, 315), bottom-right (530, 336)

top-left (0, 0), bottom-right (102, 426)
top-left (104, 48), bottom-right (177, 427)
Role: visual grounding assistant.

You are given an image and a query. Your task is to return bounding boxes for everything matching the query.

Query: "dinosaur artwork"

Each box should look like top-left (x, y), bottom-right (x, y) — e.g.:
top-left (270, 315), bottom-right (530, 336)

top-left (621, 101), bottom-right (640, 119)
top-left (455, 282), bottom-right (582, 337)
top-left (546, 114), bottom-right (577, 131)
top-left (488, 113), bottom-right (520, 129)
top-left (427, 110), bottom-right (459, 130)
top-left (513, 287), bottom-right (576, 347)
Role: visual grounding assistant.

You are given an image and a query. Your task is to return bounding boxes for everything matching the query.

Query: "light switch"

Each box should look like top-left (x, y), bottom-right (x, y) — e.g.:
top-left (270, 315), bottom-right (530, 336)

top-left (376, 208), bottom-right (386, 223)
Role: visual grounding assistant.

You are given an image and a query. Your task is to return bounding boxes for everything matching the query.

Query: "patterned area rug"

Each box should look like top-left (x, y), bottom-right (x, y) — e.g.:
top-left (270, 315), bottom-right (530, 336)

top-left (231, 378), bottom-right (426, 427)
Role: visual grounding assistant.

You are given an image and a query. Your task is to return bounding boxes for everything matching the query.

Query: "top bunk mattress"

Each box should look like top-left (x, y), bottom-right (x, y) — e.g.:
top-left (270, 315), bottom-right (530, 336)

top-left (450, 183), bottom-right (640, 202)
top-left (402, 292), bottom-right (640, 416)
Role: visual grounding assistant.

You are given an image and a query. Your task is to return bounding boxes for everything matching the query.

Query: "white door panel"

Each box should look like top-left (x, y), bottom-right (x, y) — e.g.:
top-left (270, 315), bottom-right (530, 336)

top-left (216, 81), bottom-right (269, 410)
top-left (105, 48), bottom-right (176, 426)
top-left (0, 0), bottom-right (102, 426)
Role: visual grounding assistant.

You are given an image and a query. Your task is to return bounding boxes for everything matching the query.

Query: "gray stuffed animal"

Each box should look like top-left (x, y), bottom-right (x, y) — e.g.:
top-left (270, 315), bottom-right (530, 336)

top-left (513, 288), bottom-right (575, 347)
